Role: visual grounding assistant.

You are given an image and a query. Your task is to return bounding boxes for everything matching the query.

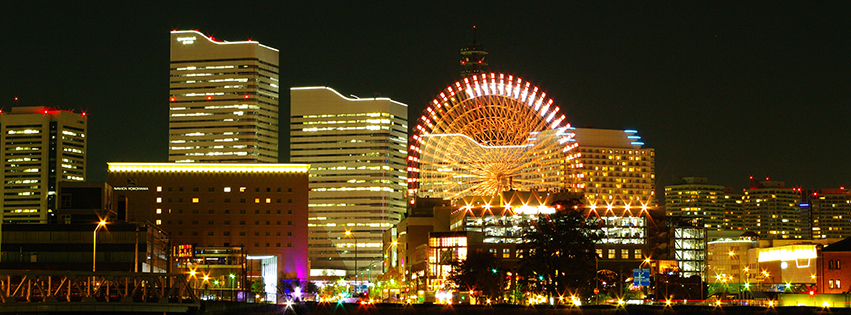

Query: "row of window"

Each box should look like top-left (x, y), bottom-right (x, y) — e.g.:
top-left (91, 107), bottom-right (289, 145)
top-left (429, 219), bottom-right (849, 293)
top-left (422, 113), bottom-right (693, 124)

top-left (828, 259), bottom-right (842, 269)
top-left (156, 219), bottom-right (292, 225)
top-left (156, 186), bottom-right (293, 193)
top-left (157, 208), bottom-right (292, 215)
top-left (175, 230), bottom-right (291, 237)
top-left (829, 279), bottom-right (842, 289)
top-left (156, 197), bottom-right (293, 204)
top-left (598, 248), bottom-right (643, 260)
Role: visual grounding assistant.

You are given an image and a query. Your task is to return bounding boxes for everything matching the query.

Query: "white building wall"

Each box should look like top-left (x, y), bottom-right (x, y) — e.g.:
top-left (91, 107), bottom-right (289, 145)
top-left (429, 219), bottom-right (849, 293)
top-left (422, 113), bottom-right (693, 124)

top-left (290, 87), bottom-right (407, 277)
top-left (169, 30), bottom-right (279, 163)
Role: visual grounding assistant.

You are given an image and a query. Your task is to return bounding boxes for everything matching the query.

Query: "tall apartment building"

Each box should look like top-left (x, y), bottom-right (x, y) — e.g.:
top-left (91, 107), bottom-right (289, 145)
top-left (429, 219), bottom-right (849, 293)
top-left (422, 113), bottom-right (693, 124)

top-left (169, 30), bottom-right (279, 163)
top-left (569, 128), bottom-right (655, 208)
top-left (290, 87), bottom-right (407, 278)
top-left (722, 187), bottom-right (744, 231)
top-left (807, 188), bottom-right (851, 239)
top-left (742, 179), bottom-right (803, 239)
top-left (1, 106), bottom-right (86, 223)
top-left (664, 177), bottom-right (725, 230)
top-left (107, 163), bottom-right (309, 280)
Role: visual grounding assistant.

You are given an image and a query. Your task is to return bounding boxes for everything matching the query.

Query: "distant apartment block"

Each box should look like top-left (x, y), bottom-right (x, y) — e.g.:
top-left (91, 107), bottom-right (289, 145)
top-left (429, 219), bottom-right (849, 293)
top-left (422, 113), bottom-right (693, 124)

top-left (664, 177), bottom-right (725, 230)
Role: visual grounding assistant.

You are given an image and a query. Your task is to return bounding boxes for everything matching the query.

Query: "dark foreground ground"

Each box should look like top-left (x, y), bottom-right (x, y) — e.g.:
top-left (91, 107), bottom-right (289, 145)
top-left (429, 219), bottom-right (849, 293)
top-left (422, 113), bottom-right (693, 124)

top-left (232, 303), bottom-right (847, 315)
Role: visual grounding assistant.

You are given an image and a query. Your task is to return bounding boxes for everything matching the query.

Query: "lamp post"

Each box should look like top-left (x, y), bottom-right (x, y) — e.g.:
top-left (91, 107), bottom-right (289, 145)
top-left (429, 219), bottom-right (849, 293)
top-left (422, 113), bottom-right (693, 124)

top-left (230, 273), bottom-right (236, 301)
top-left (640, 257), bottom-right (652, 299)
top-left (345, 230), bottom-right (358, 293)
top-left (93, 220), bottom-right (106, 272)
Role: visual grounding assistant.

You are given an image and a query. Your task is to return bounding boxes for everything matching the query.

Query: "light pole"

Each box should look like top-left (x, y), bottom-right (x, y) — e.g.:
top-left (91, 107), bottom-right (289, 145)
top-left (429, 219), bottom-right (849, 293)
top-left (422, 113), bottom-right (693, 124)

top-left (230, 273), bottom-right (236, 301)
top-left (345, 230), bottom-right (358, 293)
top-left (93, 220), bottom-right (106, 272)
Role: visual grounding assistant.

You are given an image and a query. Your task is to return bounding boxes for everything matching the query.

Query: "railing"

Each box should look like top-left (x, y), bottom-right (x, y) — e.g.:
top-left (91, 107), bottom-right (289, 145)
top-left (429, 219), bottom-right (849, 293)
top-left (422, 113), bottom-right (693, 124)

top-left (0, 270), bottom-right (199, 313)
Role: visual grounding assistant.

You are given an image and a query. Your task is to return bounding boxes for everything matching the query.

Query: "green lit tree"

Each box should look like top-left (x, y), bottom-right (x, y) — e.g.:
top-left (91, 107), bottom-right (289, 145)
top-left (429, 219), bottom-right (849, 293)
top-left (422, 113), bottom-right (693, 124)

top-left (517, 201), bottom-right (601, 298)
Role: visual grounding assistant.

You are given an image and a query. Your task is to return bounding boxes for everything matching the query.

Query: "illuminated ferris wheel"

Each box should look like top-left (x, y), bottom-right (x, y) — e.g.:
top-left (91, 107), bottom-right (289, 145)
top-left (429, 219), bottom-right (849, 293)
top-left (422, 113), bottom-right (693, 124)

top-left (408, 73), bottom-right (579, 200)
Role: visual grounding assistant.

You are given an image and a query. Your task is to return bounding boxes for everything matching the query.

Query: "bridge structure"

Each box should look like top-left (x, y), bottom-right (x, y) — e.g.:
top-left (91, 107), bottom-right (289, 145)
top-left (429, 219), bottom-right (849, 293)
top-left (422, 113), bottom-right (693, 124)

top-left (0, 270), bottom-right (200, 313)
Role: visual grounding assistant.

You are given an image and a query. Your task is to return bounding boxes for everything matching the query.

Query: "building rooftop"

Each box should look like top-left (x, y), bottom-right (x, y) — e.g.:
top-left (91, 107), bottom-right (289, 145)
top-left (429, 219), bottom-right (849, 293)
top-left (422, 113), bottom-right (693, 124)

top-left (822, 237), bottom-right (851, 252)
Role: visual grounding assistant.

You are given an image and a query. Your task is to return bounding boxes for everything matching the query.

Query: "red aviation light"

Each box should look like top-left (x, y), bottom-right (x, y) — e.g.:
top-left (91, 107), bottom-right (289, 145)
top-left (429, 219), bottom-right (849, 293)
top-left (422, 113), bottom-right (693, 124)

top-left (14, 96), bottom-right (18, 101)
top-left (82, 111), bottom-right (87, 116)
top-left (170, 96), bottom-right (176, 102)
top-left (206, 96), bottom-right (212, 101)
top-left (244, 94), bottom-right (250, 99)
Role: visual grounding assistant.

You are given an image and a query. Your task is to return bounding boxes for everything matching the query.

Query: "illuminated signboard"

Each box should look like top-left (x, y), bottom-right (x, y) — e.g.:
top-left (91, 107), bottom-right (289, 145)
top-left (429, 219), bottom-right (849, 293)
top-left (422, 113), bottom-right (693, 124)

top-left (174, 244), bottom-right (194, 258)
top-left (513, 205), bottom-right (556, 215)
top-left (113, 187), bottom-right (149, 191)
top-left (176, 36), bottom-right (196, 45)
top-left (758, 245), bottom-right (817, 262)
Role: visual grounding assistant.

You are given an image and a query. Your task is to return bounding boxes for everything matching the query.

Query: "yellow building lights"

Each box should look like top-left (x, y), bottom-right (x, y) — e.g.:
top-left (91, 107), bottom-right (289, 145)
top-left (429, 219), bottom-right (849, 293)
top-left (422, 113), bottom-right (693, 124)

top-left (108, 163), bottom-right (309, 173)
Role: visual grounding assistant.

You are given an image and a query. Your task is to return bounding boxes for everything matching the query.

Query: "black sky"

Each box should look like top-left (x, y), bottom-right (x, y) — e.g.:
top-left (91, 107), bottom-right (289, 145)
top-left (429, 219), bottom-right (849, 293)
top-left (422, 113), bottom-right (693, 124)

top-left (2, 2), bottom-right (849, 200)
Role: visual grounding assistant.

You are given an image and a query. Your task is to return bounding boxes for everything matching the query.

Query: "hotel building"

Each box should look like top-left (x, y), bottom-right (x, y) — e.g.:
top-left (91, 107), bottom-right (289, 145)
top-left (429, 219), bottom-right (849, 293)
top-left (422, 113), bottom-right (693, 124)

top-left (169, 30), bottom-right (279, 163)
top-left (290, 87), bottom-right (407, 279)
top-left (569, 128), bottom-right (655, 209)
top-left (106, 163), bottom-right (309, 280)
top-left (1, 106), bottom-right (86, 223)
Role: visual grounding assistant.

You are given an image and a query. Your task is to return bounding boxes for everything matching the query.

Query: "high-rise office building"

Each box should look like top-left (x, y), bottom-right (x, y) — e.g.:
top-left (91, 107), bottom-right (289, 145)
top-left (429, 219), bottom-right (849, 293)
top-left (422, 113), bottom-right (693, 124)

top-left (569, 128), bottom-right (655, 208)
top-left (1, 106), bottom-right (86, 223)
top-left (290, 87), bottom-right (407, 278)
top-left (169, 30), bottom-right (279, 163)
top-left (664, 177), bottom-right (725, 230)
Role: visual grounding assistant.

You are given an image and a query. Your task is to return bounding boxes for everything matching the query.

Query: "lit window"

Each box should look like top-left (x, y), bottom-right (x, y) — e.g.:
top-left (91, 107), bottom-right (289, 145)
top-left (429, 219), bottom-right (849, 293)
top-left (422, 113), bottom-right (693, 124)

top-left (156, 208), bottom-right (162, 214)
top-left (266, 198), bottom-right (271, 204)
top-left (829, 280), bottom-right (834, 289)
top-left (155, 220), bottom-right (161, 225)
top-left (240, 187), bottom-right (246, 192)
top-left (224, 187), bottom-right (231, 192)
top-left (156, 186), bottom-right (162, 192)
top-left (192, 198), bottom-right (199, 203)
top-left (156, 197), bottom-right (162, 203)
top-left (838, 280), bottom-right (841, 289)
top-left (608, 249), bottom-right (615, 259)
top-left (635, 249), bottom-right (642, 259)
top-left (255, 198), bottom-right (260, 203)
top-left (622, 249), bottom-right (629, 259)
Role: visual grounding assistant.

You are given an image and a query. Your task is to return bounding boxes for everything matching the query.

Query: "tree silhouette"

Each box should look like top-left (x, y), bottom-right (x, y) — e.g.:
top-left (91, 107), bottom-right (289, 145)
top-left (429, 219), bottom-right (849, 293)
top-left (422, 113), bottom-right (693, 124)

top-left (517, 201), bottom-right (601, 298)
top-left (447, 250), bottom-right (503, 300)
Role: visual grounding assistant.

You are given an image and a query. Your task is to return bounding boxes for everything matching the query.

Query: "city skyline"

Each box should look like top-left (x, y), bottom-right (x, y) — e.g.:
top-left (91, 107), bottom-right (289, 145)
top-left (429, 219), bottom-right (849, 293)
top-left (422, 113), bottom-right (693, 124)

top-left (2, 3), bottom-right (848, 197)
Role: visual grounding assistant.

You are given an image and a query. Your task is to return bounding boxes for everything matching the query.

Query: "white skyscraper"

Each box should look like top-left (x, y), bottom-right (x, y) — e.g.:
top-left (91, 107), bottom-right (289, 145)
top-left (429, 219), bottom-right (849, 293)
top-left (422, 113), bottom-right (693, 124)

top-left (169, 30), bottom-right (279, 163)
top-left (1, 106), bottom-right (87, 223)
top-left (290, 87), bottom-right (407, 279)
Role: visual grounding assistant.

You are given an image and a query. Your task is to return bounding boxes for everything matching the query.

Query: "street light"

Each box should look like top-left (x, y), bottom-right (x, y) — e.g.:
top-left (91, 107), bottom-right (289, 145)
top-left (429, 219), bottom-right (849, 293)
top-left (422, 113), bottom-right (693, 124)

top-left (93, 220), bottom-right (106, 272)
top-left (230, 273), bottom-right (236, 301)
top-left (345, 230), bottom-right (358, 292)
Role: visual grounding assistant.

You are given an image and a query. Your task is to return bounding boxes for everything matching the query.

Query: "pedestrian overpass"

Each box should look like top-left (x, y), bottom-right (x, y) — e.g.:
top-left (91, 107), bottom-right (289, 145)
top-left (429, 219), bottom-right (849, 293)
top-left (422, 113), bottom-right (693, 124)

top-left (0, 270), bottom-right (199, 313)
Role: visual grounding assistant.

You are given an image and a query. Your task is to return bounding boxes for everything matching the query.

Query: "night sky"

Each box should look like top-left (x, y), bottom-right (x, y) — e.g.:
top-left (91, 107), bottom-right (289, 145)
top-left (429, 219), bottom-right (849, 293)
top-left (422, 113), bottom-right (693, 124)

top-left (3, 2), bottom-right (849, 201)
